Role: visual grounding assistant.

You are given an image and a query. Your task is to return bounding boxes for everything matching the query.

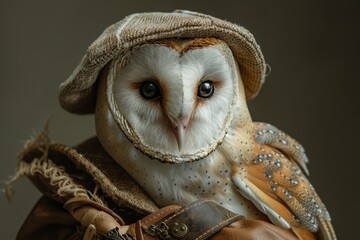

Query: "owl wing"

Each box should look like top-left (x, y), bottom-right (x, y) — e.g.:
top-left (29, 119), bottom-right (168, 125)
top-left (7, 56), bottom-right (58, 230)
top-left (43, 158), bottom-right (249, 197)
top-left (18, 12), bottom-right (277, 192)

top-left (231, 122), bottom-right (336, 240)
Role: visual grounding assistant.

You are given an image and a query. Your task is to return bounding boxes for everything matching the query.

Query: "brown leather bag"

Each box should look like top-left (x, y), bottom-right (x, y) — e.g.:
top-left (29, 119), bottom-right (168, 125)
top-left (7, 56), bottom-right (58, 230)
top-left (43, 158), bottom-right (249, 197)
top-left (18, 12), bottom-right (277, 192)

top-left (17, 196), bottom-right (298, 240)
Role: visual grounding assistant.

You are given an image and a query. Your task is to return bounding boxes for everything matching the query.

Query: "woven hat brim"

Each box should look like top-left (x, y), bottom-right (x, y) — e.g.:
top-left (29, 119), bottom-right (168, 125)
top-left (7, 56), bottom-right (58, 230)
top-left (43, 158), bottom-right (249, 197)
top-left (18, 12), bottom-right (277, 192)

top-left (59, 10), bottom-right (266, 114)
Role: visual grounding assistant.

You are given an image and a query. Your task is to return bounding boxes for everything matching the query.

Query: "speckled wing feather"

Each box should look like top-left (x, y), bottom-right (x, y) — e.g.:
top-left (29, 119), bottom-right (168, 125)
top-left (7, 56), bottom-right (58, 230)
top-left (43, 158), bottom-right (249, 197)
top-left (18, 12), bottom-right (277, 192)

top-left (231, 122), bottom-right (336, 240)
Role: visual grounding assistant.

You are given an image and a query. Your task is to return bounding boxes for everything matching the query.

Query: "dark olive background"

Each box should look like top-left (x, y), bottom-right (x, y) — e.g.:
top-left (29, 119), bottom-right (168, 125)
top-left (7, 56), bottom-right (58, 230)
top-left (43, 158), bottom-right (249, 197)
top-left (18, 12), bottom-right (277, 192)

top-left (1, 1), bottom-right (359, 239)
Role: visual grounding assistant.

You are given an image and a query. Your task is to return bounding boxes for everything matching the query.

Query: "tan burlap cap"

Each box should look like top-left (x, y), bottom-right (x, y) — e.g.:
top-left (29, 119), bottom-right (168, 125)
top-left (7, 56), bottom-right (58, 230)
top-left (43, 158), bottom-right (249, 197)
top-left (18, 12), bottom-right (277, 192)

top-left (59, 10), bottom-right (266, 114)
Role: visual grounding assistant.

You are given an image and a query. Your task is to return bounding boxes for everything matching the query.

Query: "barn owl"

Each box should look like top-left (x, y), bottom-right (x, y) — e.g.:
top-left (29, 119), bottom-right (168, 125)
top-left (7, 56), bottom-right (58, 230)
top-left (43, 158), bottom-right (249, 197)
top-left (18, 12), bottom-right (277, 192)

top-left (94, 38), bottom-right (336, 239)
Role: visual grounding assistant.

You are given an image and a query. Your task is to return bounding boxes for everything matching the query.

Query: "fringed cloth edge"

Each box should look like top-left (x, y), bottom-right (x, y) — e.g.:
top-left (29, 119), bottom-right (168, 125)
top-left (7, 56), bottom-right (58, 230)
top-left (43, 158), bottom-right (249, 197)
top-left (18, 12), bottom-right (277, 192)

top-left (5, 124), bottom-right (159, 214)
top-left (5, 125), bottom-right (105, 206)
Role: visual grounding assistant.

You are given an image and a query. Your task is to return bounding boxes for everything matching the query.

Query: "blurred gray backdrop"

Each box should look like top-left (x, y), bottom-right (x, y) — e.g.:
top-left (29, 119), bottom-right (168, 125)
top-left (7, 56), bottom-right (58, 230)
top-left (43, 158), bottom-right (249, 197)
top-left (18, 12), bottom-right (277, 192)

top-left (1, 0), bottom-right (359, 239)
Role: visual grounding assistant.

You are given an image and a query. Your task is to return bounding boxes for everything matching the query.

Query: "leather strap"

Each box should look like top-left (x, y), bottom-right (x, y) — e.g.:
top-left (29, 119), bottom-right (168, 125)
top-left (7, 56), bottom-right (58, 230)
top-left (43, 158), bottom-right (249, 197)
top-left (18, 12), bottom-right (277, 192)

top-left (64, 197), bottom-right (125, 226)
top-left (141, 200), bottom-right (244, 240)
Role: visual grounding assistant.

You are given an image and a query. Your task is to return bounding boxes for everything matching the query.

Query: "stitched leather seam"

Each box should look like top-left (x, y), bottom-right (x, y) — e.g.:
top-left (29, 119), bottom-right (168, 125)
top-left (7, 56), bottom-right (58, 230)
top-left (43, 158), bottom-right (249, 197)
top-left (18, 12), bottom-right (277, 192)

top-left (164, 200), bottom-right (206, 223)
top-left (142, 206), bottom-right (177, 227)
top-left (135, 220), bottom-right (144, 240)
top-left (129, 224), bottom-right (136, 237)
top-left (195, 214), bottom-right (241, 240)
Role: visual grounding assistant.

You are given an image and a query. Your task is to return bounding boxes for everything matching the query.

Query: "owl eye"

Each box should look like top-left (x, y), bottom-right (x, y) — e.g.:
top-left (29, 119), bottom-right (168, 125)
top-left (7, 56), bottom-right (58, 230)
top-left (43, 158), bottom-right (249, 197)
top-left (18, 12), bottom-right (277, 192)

top-left (140, 81), bottom-right (161, 100)
top-left (197, 80), bottom-right (214, 98)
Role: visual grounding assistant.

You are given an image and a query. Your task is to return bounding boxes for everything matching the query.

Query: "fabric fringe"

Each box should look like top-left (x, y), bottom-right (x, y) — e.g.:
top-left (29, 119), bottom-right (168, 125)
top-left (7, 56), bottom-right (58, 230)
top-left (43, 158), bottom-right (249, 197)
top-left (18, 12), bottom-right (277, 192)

top-left (5, 123), bottom-right (105, 207)
top-left (6, 122), bottom-right (157, 213)
top-left (6, 158), bottom-right (88, 200)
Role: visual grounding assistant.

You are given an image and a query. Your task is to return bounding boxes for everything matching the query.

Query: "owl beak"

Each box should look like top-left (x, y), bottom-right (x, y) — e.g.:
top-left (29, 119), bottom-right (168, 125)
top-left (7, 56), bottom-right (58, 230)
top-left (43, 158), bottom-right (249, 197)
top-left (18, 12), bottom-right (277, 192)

top-left (172, 119), bottom-right (188, 152)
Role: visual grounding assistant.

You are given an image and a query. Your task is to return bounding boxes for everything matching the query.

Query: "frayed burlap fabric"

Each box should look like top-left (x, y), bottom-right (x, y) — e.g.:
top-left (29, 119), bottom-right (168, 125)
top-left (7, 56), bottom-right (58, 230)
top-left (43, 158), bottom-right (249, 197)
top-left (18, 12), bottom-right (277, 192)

top-left (59, 10), bottom-right (266, 114)
top-left (7, 126), bottom-right (159, 215)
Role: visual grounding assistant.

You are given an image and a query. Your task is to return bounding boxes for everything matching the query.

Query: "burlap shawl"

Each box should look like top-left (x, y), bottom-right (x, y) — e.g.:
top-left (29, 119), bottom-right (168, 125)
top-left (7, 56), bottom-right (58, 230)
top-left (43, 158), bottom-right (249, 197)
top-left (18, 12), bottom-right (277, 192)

top-left (7, 126), bottom-right (159, 217)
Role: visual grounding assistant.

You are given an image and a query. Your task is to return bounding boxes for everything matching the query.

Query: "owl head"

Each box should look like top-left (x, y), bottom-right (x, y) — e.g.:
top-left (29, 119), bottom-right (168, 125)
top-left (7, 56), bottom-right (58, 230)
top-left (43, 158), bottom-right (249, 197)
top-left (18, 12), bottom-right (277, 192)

top-left (58, 10), bottom-right (267, 163)
top-left (95, 38), bottom-right (253, 163)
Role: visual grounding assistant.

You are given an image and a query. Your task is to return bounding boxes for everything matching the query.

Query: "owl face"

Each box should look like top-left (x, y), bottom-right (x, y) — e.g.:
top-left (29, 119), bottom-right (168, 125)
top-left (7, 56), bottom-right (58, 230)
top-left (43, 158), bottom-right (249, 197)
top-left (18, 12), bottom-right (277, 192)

top-left (96, 38), bottom-right (250, 163)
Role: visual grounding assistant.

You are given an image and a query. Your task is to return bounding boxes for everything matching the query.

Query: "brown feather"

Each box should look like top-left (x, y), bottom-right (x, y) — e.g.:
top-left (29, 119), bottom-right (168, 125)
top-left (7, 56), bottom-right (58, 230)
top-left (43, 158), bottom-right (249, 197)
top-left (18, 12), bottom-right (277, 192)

top-left (228, 122), bottom-right (336, 239)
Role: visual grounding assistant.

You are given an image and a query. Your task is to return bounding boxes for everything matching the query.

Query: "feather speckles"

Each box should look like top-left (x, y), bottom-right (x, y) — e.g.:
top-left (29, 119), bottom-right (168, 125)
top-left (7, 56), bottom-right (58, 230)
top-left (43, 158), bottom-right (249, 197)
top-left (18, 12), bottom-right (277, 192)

top-left (252, 153), bottom-right (272, 164)
top-left (270, 182), bottom-right (279, 193)
top-left (283, 189), bottom-right (293, 200)
top-left (254, 123), bottom-right (309, 175)
top-left (252, 152), bottom-right (285, 182)
top-left (289, 175), bottom-right (299, 186)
